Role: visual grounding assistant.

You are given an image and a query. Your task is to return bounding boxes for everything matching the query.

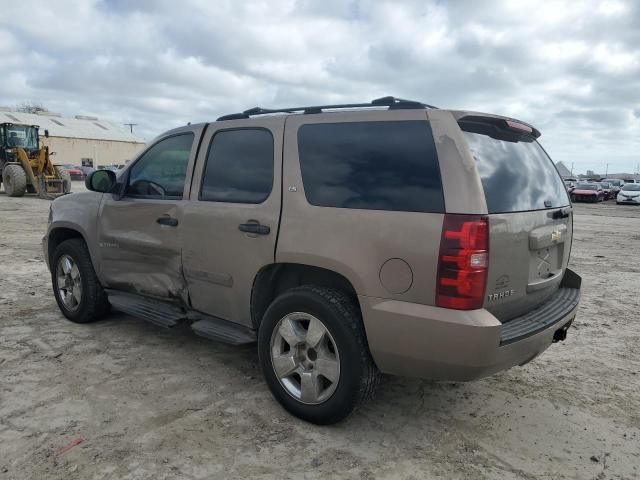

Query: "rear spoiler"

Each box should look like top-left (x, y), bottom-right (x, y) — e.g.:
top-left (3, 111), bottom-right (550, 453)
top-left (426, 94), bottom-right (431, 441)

top-left (457, 114), bottom-right (541, 139)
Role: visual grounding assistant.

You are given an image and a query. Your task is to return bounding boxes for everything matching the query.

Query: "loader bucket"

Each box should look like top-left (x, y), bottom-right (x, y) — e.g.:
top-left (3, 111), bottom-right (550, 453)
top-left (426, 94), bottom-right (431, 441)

top-left (37, 175), bottom-right (66, 200)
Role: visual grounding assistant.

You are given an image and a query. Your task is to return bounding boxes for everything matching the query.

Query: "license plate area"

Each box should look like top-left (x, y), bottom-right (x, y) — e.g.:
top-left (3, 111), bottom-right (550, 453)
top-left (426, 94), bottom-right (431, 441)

top-left (527, 244), bottom-right (564, 292)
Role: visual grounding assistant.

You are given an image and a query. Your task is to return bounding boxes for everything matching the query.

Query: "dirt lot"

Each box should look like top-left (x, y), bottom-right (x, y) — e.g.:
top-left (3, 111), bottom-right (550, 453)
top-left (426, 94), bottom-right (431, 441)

top-left (1, 184), bottom-right (639, 480)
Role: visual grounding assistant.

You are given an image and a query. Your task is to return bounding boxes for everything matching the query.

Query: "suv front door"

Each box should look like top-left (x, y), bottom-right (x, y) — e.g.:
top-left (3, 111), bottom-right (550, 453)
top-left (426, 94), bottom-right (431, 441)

top-left (96, 128), bottom-right (202, 301)
top-left (181, 117), bottom-right (284, 326)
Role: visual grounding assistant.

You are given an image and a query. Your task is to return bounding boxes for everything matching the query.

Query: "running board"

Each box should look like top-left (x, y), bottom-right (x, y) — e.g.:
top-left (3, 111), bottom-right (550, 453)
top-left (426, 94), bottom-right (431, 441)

top-left (106, 290), bottom-right (185, 328)
top-left (189, 312), bottom-right (256, 346)
top-left (105, 289), bottom-right (256, 345)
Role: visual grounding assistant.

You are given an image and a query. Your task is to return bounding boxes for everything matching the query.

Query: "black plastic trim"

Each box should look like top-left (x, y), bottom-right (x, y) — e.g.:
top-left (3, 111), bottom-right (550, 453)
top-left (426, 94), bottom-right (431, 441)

top-left (500, 284), bottom-right (580, 345)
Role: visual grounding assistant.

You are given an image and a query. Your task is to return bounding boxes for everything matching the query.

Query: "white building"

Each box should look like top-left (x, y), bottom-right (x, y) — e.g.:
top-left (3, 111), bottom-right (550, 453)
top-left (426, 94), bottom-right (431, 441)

top-left (0, 108), bottom-right (145, 168)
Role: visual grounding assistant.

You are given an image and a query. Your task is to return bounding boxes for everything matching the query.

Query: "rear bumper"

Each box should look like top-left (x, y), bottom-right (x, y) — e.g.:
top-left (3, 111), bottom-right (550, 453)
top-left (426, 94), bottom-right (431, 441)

top-left (360, 269), bottom-right (581, 381)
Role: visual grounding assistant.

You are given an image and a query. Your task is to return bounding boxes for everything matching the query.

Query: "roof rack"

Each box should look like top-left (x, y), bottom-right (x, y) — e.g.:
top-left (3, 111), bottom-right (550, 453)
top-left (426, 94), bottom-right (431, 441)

top-left (217, 96), bottom-right (437, 121)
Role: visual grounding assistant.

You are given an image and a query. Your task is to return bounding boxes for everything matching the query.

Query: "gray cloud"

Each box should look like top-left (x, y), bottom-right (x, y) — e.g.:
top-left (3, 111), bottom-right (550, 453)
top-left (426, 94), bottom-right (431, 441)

top-left (0, 0), bottom-right (638, 173)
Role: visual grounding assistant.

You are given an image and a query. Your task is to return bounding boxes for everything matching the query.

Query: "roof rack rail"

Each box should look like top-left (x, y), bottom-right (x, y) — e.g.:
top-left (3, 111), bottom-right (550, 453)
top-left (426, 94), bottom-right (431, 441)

top-left (216, 96), bottom-right (437, 121)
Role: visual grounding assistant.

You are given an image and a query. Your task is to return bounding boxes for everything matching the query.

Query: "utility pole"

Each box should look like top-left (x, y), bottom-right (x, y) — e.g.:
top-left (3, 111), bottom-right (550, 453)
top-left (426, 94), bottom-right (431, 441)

top-left (571, 162), bottom-right (574, 175)
top-left (123, 123), bottom-right (137, 134)
top-left (605, 163), bottom-right (609, 177)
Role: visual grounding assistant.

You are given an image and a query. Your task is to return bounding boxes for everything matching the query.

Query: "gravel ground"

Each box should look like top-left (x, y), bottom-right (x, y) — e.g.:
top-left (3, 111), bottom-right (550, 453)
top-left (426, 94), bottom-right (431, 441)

top-left (1, 184), bottom-right (639, 480)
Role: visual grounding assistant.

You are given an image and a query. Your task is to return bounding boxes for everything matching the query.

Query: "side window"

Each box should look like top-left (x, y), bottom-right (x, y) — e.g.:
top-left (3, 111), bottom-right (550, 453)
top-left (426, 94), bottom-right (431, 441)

top-left (200, 129), bottom-right (274, 203)
top-left (126, 133), bottom-right (194, 198)
top-left (297, 121), bottom-right (444, 213)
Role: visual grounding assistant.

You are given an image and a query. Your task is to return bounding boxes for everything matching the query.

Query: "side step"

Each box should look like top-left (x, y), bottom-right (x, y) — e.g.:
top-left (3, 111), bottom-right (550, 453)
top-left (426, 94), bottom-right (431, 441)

top-left (106, 290), bottom-right (186, 328)
top-left (189, 312), bottom-right (256, 346)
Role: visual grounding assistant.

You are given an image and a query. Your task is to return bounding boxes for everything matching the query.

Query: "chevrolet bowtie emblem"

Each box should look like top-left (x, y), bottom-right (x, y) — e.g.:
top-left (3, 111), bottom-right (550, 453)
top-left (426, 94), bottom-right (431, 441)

top-left (551, 230), bottom-right (561, 242)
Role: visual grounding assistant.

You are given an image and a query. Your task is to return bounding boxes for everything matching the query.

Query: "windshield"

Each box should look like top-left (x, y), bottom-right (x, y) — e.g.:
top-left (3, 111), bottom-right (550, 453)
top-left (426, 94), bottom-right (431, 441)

top-left (576, 184), bottom-right (597, 190)
top-left (4, 125), bottom-right (39, 149)
top-left (622, 184), bottom-right (640, 191)
top-left (461, 124), bottom-right (569, 213)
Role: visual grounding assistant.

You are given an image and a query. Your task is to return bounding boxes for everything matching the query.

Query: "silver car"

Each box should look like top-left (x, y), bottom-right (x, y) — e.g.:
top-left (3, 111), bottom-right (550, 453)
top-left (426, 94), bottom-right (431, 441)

top-left (617, 183), bottom-right (640, 204)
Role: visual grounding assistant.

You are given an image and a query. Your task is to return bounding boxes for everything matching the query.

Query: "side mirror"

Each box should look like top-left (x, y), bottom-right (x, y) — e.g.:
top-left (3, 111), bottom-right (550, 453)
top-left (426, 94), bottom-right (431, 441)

top-left (44, 129), bottom-right (49, 138)
top-left (86, 169), bottom-right (116, 193)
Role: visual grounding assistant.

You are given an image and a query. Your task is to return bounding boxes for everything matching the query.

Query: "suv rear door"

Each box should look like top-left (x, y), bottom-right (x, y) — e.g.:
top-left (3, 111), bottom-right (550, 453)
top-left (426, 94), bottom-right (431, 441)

top-left (181, 117), bottom-right (284, 326)
top-left (456, 115), bottom-right (572, 321)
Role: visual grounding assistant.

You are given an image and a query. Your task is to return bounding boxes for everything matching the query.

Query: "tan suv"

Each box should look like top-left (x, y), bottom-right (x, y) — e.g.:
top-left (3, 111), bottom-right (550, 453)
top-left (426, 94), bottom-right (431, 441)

top-left (44, 97), bottom-right (581, 424)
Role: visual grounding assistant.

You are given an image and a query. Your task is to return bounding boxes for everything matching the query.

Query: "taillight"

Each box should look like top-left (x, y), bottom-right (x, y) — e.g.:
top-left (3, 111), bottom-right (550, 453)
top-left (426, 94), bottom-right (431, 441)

top-left (436, 214), bottom-right (489, 310)
top-left (505, 119), bottom-right (533, 134)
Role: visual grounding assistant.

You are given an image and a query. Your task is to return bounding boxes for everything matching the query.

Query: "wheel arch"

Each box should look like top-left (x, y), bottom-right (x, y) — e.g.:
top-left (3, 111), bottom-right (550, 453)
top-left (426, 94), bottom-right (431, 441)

top-left (47, 226), bottom-right (90, 267)
top-left (250, 263), bottom-right (359, 330)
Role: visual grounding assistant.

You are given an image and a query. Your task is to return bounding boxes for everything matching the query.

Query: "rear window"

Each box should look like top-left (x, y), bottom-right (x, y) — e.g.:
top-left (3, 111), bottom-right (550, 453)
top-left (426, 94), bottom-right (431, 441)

top-left (461, 124), bottom-right (569, 213)
top-left (297, 121), bottom-right (444, 213)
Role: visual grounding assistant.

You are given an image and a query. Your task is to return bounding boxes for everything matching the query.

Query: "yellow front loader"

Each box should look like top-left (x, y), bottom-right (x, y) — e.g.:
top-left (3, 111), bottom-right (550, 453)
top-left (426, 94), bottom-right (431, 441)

top-left (0, 122), bottom-right (70, 199)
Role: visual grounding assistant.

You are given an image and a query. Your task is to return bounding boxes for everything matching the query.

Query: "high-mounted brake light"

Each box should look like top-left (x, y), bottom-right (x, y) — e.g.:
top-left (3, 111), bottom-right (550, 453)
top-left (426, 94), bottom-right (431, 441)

top-left (436, 214), bottom-right (489, 310)
top-left (505, 120), bottom-right (533, 134)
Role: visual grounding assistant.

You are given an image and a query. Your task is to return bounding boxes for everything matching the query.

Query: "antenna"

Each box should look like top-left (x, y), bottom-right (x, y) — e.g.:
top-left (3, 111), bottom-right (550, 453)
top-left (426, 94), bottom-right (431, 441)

top-left (123, 123), bottom-right (137, 134)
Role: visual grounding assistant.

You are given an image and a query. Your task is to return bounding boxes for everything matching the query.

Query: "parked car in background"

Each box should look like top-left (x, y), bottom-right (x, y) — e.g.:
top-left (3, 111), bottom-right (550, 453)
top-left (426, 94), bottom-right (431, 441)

top-left (79, 165), bottom-right (95, 177)
top-left (616, 183), bottom-right (640, 205)
top-left (60, 164), bottom-right (85, 181)
top-left (571, 183), bottom-right (604, 202)
top-left (599, 182), bottom-right (614, 200)
top-left (602, 178), bottom-right (622, 197)
top-left (602, 178), bottom-right (623, 188)
top-left (563, 179), bottom-right (575, 193)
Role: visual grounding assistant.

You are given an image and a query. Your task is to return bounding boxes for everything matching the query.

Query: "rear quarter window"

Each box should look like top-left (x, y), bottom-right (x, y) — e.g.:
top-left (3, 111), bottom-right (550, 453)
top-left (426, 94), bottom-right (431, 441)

top-left (461, 124), bottom-right (569, 213)
top-left (297, 121), bottom-right (444, 213)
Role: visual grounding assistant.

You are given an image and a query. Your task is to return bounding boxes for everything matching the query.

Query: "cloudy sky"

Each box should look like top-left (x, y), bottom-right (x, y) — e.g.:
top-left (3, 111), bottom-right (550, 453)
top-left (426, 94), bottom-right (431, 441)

top-left (1, 0), bottom-right (639, 174)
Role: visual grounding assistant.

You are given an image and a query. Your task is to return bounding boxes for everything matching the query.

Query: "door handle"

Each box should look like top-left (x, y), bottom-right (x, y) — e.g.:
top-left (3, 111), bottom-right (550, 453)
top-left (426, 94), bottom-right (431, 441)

top-left (238, 223), bottom-right (270, 235)
top-left (157, 216), bottom-right (179, 227)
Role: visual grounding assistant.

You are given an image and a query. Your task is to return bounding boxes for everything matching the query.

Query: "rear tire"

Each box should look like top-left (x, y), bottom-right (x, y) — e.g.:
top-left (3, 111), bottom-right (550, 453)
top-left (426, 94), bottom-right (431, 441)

top-left (258, 285), bottom-right (380, 425)
top-left (54, 166), bottom-right (72, 193)
top-left (51, 238), bottom-right (110, 323)
top-left (2, 164), bottom-right (27, 197)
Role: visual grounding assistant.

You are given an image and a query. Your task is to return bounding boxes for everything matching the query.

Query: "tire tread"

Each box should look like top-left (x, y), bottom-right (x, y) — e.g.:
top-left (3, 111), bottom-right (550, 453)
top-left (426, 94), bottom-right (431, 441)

top-left (296, 285), bottom-right (381, 411)
top-left (3, 164), bottom-right (27, 197)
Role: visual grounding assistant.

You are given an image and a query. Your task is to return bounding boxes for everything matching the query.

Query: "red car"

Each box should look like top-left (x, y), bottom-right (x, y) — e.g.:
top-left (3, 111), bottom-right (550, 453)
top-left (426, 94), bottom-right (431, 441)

top-left (60, 164), bottom-right (85, 181)
top-left (571, 183), bottom-right (604, 202)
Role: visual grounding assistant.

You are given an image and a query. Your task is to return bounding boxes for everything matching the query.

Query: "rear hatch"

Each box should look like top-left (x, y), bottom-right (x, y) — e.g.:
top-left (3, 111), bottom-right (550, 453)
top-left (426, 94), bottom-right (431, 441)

top-left (458, 116), bottom-right (572, 322)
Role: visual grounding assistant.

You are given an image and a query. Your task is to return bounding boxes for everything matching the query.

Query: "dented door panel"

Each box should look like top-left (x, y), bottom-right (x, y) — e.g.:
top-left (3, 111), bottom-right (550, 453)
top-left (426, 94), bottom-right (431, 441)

top-left (97, 199), bottom-right (188, 301)
top-left (95, 125), bottom-right (204, 303)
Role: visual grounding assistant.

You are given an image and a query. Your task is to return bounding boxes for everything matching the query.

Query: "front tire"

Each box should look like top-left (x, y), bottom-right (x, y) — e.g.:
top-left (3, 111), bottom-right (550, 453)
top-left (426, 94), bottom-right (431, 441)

top-left (51, 238), bottom-right (109, 323)
top-left (258, 285), bottom-right (380, 425)
top-left (2, 164), bottom-right (27, 197)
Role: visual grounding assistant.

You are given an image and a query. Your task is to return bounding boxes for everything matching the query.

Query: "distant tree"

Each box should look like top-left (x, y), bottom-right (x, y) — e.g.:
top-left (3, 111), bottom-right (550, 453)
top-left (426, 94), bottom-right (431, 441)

top-left (15, 101), bottom-right (49, 114)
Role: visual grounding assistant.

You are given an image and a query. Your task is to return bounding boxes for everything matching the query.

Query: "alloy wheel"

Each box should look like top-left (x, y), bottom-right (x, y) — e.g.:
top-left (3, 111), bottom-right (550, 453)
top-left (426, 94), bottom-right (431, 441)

top-left (56, 254), bottom-right (82, 311)
top-left (270, 312), bottom-right (341, 405)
